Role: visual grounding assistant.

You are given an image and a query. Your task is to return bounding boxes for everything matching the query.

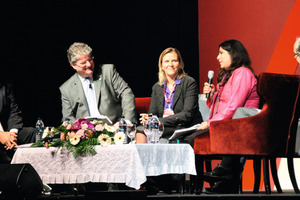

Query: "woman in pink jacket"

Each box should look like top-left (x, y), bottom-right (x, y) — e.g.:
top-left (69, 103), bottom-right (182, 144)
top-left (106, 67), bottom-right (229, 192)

top-left (193, 39), bottom-right (260, 194)
top-left (199, 40), bottom-right (259, 129)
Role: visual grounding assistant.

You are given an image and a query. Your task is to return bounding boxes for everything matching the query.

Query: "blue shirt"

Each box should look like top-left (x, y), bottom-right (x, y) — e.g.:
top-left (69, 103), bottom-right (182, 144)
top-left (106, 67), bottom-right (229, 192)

top-left (163, 79), bottom-right (181, 111)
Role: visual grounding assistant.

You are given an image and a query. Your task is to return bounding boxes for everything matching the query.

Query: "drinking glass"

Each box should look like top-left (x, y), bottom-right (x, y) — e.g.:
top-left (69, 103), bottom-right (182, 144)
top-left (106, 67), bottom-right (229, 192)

top-left (143, 123), bottom-right (152, 144)
top-left (157, 122), bottom-right (164, 143)
top-left (127, 124), bottom-right (136, 144)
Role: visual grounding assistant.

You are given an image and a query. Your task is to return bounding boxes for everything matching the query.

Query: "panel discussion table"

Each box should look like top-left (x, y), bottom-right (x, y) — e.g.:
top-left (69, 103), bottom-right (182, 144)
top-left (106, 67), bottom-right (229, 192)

top-left (11, 143), bottom-right (196, 190)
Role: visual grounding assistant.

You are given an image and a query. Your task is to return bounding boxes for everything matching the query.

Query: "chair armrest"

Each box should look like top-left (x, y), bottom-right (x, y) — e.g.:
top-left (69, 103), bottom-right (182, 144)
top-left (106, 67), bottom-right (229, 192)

top-left (209, 109), bottom-right (287, 155)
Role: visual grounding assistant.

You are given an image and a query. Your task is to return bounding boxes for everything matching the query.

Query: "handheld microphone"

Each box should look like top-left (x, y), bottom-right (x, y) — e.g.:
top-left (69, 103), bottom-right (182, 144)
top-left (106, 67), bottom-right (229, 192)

top-left (206, 70), bottom-right (214, 98)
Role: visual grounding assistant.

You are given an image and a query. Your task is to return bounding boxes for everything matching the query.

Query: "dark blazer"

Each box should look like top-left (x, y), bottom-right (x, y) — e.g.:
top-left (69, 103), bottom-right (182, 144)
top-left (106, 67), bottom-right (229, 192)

top-left (0, 83), bottom-right (23, 131)
top-left (148, 75), bottom-right (203, 128)
top-left (60, 64), bottom-right (137, 124)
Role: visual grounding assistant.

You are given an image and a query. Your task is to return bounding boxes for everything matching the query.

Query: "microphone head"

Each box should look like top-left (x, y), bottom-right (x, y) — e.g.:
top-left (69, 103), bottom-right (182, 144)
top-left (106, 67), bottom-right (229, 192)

top-left (208, 70), bottom-right (214, 79)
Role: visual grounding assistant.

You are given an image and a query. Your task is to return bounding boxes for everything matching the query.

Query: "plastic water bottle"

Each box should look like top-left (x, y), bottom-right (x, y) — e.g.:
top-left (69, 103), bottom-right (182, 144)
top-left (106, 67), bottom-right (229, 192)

top-left (151, 115), bottom-right (160, 143)
top-left (145, 114), bottom-right (153, 143)
top-left (35, 117), bottom-right (44, 142)
top-left (119, 117), bottom-right (128, 144)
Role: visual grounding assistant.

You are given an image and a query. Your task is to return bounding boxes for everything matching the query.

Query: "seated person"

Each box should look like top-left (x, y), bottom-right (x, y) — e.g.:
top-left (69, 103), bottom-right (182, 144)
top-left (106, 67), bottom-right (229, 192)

top-left (193, 39), bottom-right (260, 194)
top-left (136, 47), bottom-right (203, 143)
top-left (0, 82), bottom-right (35, 164)
top-left (59, 42), bottom-right (137, 192)
top-left (136, 47), bottom-right (203, 194)
top-left (59, 42), bottom-right (137, 125)
top-left (293, 37), bottom-right (300, 153)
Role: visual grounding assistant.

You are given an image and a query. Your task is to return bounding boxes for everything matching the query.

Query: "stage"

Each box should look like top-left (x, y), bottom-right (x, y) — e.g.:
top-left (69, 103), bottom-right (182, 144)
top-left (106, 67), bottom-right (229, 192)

top-left (2, 189), bottom-right (298, 200)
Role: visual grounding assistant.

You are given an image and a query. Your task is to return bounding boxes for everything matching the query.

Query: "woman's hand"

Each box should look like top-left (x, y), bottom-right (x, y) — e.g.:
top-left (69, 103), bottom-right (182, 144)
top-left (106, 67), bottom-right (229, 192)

top-left (203, 82), bottom-right (215, 99)
top-left (139, 113), bottom-right (148, 125)
top-left (196, 121), bottom-right (209, 130)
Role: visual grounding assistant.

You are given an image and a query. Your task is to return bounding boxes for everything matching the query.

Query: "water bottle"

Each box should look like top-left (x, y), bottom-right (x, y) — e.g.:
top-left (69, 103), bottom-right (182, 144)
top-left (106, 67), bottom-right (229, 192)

top-left (119, 117), bottom-right (128, 144)
top-left (35, 117), bottom-right (44, 142)
top-left (151, 115), bottom-right (160, 144)
top-left (145, 114), bottom-right (154, 143)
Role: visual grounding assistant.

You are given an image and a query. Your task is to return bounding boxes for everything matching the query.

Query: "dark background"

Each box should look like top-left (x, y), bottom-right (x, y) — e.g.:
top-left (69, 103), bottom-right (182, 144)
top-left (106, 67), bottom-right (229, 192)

top-left (0, 0), bottom-right (199, 127)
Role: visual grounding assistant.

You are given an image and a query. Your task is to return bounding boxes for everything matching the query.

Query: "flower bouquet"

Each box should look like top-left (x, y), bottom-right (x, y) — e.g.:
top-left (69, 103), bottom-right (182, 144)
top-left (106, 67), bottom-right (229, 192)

top-left (31, 118), bottom-right (125, 158)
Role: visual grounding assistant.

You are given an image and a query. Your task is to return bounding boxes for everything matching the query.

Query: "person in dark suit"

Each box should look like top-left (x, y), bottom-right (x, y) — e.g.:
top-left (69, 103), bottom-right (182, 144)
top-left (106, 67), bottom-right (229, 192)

top-left (136, 47), bottom-right (202, 194)
top-left (293, 37), bottom-right (300, 155)
top-left (137, 47), bottom-right (203, 143)
top-left (0, 83), bottom-right (35, 164)
top-left (59, 42), bottom-right (137, 125)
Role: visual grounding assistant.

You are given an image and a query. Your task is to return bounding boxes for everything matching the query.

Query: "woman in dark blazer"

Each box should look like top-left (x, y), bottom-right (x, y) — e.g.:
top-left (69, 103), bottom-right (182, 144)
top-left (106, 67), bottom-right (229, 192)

top-left (137, 47), bottom-right (203, 142)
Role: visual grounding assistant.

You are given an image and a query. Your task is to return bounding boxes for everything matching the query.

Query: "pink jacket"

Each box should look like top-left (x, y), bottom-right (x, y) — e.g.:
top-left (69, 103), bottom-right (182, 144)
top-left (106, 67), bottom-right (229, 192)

top-left (206, 66), bottom-right (260, 126)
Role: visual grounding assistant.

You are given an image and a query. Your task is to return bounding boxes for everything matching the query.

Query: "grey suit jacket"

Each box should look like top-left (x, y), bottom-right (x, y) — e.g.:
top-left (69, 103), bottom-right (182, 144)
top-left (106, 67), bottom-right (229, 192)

top-left (59, 64), bottom-right (137, 124)
top-left (148, 75), bottom-right (203, 127)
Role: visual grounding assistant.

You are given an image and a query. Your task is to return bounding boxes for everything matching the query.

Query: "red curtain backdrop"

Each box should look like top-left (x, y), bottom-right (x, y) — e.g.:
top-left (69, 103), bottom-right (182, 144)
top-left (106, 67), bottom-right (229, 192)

top-left (198, 0), bottom-right (300, 191)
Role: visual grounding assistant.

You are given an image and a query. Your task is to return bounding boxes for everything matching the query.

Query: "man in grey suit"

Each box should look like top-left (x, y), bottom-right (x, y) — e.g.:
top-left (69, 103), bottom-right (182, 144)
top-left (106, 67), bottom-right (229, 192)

top-left (59, 42), bottom-right (137, 125)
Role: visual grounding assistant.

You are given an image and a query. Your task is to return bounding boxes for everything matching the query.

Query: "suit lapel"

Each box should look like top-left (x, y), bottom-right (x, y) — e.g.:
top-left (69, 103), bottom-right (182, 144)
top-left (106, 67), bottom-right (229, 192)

top-left (94, 77), bottom-right (102, 105)
top-left (72, 74), bottom-right (88, 110)
top-left (173, 81), bottom-right (182, 108)
top-left (158, 85), bottom-right (165, 108)
top-left (93, 66), bottom-right (102, 106)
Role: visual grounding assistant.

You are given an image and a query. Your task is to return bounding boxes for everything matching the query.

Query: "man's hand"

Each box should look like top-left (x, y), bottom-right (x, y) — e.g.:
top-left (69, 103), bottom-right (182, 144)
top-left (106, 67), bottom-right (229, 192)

top-left (0, 131), bottom-right (18, 150)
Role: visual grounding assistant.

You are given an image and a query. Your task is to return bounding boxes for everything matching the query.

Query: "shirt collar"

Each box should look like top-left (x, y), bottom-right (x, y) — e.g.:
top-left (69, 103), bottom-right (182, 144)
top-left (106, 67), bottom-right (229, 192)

top-left (163, 78), bottom-right (181, 87)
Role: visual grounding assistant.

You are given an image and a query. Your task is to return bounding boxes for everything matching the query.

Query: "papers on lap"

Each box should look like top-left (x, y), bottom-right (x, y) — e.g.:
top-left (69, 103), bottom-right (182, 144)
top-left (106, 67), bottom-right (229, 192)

top-left (169, 124), bottom-right (201, 140)
top-left (85, 115), bottom-right (113, 125)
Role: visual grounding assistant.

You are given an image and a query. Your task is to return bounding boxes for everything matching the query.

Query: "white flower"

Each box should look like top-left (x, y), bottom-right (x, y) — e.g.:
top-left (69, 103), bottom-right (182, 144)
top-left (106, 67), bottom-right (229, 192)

top-left (69, 134), bottom-right (80, 145)
top-left (42, 127), bottom-right (50, 139)
top-left (98, 134), bottom-right (111, 147)
top-left (104, 124), bottom-right (116, 133)
top-left (114, 132), bottom-right (125, 145)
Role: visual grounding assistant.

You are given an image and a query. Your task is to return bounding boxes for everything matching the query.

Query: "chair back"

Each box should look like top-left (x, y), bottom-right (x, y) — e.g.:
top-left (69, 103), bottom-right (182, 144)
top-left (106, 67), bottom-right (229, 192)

top-left (135, 97), bottom-right (151, 117)
top-left (256, 73), bottom-right (300, 155)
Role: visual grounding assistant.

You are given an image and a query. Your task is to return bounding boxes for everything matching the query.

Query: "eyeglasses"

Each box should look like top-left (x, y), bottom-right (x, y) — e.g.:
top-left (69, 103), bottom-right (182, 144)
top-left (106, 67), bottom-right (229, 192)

top-left (75, 56), bottom-right (94, 68)
top-left (293, 53), bottom-right (300, 58)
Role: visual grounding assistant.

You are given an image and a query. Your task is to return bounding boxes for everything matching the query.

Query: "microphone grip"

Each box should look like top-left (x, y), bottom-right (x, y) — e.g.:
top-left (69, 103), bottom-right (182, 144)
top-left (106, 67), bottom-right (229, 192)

top-left (206, 78), bottom-right (213, 98)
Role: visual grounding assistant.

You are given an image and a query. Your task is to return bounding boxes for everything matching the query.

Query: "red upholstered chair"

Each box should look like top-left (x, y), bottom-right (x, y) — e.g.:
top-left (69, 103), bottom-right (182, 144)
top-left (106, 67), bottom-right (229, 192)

top-left (135, 97), bottom-right (151, 117)
top-left (134, 97), bottom-right (151, 143)
top-left (194, 73), bottom-right (300, 194)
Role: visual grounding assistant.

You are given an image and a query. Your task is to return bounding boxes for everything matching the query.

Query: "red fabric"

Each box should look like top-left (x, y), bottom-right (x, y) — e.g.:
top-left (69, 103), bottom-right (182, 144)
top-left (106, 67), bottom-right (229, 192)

top-left (194, 131), bottom-right (211, 155)
top-left (195, 73), bottom-right (300, 156)
top-left (135, 97), bottom-right (151, 116)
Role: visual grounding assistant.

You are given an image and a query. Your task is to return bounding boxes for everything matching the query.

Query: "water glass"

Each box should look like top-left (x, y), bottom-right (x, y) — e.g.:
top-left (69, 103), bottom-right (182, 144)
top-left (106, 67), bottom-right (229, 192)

top-left (127, 124), bottom-right (136, 144)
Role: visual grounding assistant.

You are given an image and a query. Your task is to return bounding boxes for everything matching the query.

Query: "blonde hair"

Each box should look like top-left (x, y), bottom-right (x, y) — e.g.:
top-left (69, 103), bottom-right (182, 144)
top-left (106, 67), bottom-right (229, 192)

top-left (157, 47), bottom-right (186, 85)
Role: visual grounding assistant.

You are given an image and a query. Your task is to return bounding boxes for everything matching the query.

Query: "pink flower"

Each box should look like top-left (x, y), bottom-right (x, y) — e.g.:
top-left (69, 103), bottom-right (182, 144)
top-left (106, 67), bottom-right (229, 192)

top-left (76, 129), bottom-right (85, 139)
top-left (60, 132), bottom-right (65, 141)
top-left (81, 123), bottom-right (88, 130)
top-left (66, 124), bottom-right (72, 130)
top-left (72, 118), bottom-right (95, 130)
top-left (95, 124), bottom-right (104, 131)
top-left (85, 130), bottom-right (93, 139)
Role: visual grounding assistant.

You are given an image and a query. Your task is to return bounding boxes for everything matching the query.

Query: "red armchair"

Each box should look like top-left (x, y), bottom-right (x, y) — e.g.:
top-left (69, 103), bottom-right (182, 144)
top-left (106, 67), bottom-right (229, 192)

top-left (194, 72), bottom-right (300, 194)
top-left (135, 97), bottom-right (151, 117)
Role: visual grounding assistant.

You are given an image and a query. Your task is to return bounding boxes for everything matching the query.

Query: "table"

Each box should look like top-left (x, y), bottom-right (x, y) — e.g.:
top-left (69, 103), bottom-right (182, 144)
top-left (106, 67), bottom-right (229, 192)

top-left (11, 144), bottom-right (196, 190)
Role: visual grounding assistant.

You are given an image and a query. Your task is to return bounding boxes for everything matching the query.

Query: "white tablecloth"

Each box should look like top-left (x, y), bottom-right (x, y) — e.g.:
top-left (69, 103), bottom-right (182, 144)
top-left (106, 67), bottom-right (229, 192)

top-left (135, 144), bottom-right (196, 176)
top-left (11, 144), bottom-right (196, 190)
